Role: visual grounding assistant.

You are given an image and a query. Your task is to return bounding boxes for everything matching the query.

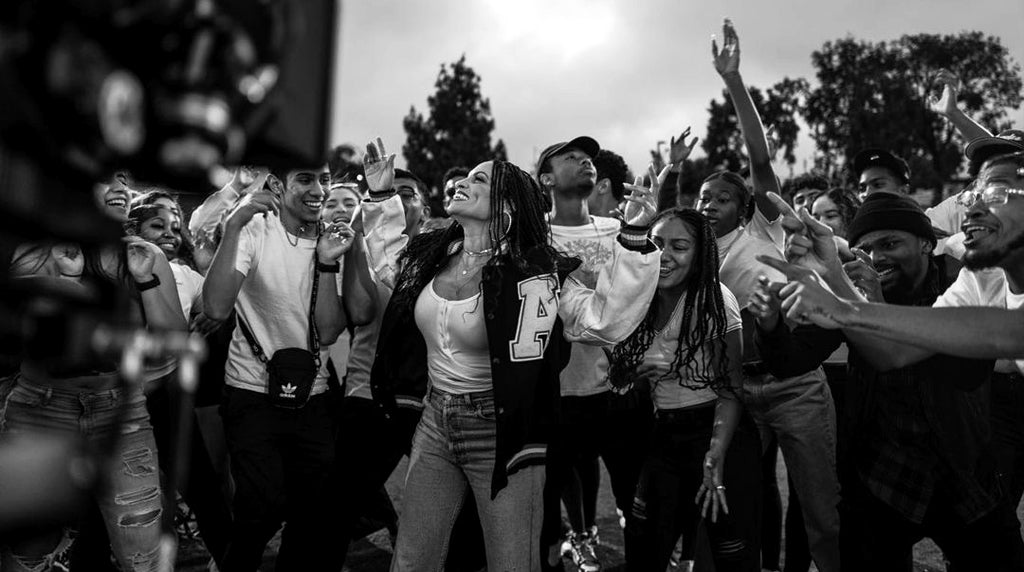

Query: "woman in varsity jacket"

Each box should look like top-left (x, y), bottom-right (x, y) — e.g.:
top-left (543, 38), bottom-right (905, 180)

top-left (357, 139), bottom-right (660, 571)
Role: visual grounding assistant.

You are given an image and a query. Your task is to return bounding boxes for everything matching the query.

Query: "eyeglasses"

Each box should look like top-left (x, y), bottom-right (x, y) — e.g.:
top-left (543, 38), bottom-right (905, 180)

top-left (956, 184), bottom-right (1024, 207)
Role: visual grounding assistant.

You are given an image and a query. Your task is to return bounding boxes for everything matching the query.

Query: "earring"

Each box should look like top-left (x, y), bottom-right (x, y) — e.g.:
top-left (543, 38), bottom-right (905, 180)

top-left (501, 211), bottom-right (512, 238)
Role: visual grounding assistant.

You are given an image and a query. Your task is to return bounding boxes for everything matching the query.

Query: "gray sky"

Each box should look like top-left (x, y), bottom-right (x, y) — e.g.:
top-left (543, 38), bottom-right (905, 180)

top-left (329, 0), bottom-right (1024, 178)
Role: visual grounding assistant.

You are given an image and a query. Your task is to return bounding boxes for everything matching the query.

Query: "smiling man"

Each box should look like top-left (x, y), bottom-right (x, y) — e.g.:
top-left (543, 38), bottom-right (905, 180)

top-left (202, 163), bottom-right (372, 570)
top-left (845, 193), bottom-right (960, 304)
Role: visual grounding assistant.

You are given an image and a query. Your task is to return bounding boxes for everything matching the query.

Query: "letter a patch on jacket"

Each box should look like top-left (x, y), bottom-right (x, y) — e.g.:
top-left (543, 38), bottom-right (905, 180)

top-left (509, 274), bottom-right (560, 362)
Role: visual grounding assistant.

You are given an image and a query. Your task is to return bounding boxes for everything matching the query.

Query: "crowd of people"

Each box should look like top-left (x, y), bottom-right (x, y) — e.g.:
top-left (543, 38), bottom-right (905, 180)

top-left (3, 18), bottom-right (1024, 572)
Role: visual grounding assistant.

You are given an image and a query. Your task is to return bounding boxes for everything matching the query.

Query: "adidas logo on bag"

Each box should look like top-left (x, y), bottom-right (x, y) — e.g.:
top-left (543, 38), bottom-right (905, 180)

top-left (280, 383), bottom-right (297, 398)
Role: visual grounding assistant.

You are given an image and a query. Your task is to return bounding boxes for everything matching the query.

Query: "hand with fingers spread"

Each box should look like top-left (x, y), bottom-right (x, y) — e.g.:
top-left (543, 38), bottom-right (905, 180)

top-left (318, 221), bottom-right (356, 263)
top-left (843, 247), bottom-right (884, 302)
top-left (622, 164), bottom-right (670, 227)
top-left (364, 137), bottom-right (397, 193)
top-left (756, 255), bottom-right (857, 329)
top-left (226, 185), bottom-right (280, 230)
top-left (929, 69), bottom-right (962, 118)
top-left (748, 275), bottom-right (785, 331)
top-left (695, 451), bottom-right (729, 523)
top-left (711, 18), bottom-right (741, 77)
top-left (668, 127), bottom-right (700, 167)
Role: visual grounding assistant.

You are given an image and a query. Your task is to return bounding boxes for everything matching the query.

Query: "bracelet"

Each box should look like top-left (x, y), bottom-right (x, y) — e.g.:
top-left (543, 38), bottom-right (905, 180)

top-left (316, 261), bottom-right (341, 273)
top-left (135, 275), bottom-right (161, 292)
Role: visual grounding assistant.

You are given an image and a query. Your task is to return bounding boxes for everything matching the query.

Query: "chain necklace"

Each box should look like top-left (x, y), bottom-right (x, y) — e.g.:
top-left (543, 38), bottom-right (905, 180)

top-left (284, 224), bottom-right (313, 247)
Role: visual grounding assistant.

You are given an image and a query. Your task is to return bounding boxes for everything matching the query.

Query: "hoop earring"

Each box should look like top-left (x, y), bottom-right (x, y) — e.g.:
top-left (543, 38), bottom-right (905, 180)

top-left (500, 211), bottom-right (512, 239)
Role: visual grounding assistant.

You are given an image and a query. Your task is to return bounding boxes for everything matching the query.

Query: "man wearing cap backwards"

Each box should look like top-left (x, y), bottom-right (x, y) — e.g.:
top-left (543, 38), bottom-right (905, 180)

top-left (535, 136), bottom-right (662, 571)
top-left (759, 150), bottom-right (1024, 570)
top-left (751, 195), bottom-right (1022, 569)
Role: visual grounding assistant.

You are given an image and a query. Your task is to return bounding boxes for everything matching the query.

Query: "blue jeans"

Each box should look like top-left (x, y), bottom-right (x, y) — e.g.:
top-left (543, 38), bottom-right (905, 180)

top-left (0, 376), bottom-right (163, 572)
top-left (742, 368), bottom-right (840, 572)
top-left (391, 387), bottom-right (545, 571)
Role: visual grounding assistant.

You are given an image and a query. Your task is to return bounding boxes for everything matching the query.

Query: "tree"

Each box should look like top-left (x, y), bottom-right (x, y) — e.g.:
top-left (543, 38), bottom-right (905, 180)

top-left (702, 78), bottom-right (808, 172)
top-left (802, 32), bottom-right (1022, 193)
top-left (402, 55), bottom-right (507, 191)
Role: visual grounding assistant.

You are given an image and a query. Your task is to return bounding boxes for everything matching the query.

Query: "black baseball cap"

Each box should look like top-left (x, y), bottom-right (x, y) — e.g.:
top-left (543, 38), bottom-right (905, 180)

top-left (536, 136), bottom-right (600, 178)
top-left (852, 148), bottom-right (911, 183)
top-left (965, 129), bottom-right (1024, 163)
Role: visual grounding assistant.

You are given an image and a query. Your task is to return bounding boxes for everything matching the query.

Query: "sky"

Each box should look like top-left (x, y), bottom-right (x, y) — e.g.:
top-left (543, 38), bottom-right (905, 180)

top-left (328, 0), bottom-right (1024, 179)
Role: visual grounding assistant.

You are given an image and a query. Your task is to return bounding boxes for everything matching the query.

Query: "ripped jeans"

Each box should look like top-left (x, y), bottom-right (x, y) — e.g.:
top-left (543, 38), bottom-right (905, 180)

top-left (628, 403), bottom-right (762, 572)
top-left (0, 376), bottom-right (163, 572)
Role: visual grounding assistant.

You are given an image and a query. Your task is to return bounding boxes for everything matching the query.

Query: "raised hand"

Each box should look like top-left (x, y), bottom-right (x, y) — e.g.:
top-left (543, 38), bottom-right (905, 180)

top-left (235, 167), bottom-right (269, 196)
top-left (695, 451), bottom-right (729, 523)
top-left (748, 275), bottom-right (785, 331)
top-left (317, 221), bottom-right (356, 263)
top-left (621, 164), bottom-right (670, 227)
top-left (711, 18), bottom-right (740, 77)
top-left (363, 137), bottom-right (396, 193)
top-left (929, 69), bottom-right (962, 117)
top-left (226, 185), bottom-right (280, 230)
top-left (51, 243), bottom-right (84, 280)
top-left (766, 192), bottom-right (842, 278)
top-left (843, 247), bottom-right (884, 302)
top-left (668, 127), bottom-right (700, 166)
top-left (124, 236), bottom-right (162, 281)
top-left (756, 255), bottom-right (856, 329)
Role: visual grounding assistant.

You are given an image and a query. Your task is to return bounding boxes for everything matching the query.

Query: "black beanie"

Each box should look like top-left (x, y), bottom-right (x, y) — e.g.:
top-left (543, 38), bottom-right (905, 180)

top-left (847, 193), bottom-right (936, 247)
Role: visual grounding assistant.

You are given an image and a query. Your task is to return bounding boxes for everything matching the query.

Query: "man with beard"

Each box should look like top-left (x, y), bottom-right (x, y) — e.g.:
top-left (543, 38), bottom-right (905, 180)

top-left (537, 136), bottom-right (659, 571)
top-left (758, 150), bottom-right (1024, 571)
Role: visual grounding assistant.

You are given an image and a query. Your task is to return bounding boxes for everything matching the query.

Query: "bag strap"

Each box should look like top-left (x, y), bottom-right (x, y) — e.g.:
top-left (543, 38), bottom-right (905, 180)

top-left (237, 232), bottom-right (323, 369)
top-left (237, 313), bottom-right (269, 364)
top-left (308, 240), bottom-right (321, 370)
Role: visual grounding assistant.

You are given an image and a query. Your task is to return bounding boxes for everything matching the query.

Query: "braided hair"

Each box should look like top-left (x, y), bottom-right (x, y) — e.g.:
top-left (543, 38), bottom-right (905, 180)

top-left (390, 159), bottom-right (571, 312)
top-left (607, 208), bottom-right (731, 392)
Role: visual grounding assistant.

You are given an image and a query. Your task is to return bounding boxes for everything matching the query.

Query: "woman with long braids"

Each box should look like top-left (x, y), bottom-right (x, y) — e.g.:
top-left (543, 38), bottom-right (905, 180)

top-left (611, 207), bottom-right (761, 571)
top-left (358, 138), bottom-right (660, 570)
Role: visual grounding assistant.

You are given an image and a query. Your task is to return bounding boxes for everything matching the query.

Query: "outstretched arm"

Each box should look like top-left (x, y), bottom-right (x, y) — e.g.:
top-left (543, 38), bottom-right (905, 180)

top-left (930, 69), bottom-right (993, 144)
top-left (561, 165), bottom-right (665, 344)
top-left (713, 18), bottom-right (781, 220)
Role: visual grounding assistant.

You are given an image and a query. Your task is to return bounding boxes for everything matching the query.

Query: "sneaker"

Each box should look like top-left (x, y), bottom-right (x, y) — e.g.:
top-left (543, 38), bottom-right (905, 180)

top-left (570, 533), bottom-right (601, 572)
top-left (559, 530), bottom-right (576, 558)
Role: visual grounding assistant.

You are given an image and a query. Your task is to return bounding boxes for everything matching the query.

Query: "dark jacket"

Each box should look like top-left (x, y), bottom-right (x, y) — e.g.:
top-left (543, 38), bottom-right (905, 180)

top-left (364, 195), bottom-right (658, 497)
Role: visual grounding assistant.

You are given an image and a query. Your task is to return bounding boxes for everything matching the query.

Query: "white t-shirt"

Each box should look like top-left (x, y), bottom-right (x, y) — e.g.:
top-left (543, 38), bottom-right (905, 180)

top-left (170, 261), bottom-right (203, 319)
top-left (925, 192), bottom-right (967, 237)
top-left (933, 266), bottom-right (1024, 375)
top-left (648, 284), bottom-right (742, 410)
top-left (327, 261), bottom-right (350, 381)
top-left (414, 278), bottom-right (492, 394)
top-left (550, 216), bottom-right (620, 397)
top-left (225, 215), bottom-right (330, 395)
top-left (717, 206), bottom-right (786, 309)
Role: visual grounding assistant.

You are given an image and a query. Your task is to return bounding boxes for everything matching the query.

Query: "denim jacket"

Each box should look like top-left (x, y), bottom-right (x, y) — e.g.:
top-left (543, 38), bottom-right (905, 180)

top-left (363, 194), bottom-right (659, 496)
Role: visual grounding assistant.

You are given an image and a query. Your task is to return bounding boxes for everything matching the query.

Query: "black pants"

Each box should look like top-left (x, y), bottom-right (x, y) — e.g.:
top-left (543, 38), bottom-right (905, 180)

top-left (327, 396), bottom-right (486, 571)
top-left (220, 387), bottom-right (335, 572)
top-left (992, 372), bottom-right (1024, 512)
top-left (540, 390), bottom-right (654, 558)
top-left (841, 478), bottom-right (1024, 572)
top-left (627, 405), bottom-right (762, 572)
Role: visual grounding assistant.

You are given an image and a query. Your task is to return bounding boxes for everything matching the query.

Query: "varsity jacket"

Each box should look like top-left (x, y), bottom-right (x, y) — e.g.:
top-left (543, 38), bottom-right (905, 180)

top-left (362, 194), bottom-right (659, 496)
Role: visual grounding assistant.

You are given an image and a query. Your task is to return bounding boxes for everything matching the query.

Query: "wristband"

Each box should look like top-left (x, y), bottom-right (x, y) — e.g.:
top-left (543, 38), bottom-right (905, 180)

top-left (316, 261), bottom-right (341, 273)
top-left (135, 275), bottom-right (161, 292)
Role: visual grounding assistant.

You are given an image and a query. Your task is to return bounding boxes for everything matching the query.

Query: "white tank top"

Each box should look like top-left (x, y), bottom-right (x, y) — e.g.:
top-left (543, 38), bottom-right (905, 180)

top-left (414, 278), bottom-right (492, 393)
